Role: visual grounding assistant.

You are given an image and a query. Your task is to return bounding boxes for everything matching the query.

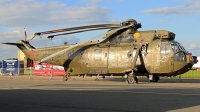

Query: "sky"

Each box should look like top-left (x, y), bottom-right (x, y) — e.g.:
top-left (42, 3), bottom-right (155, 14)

top-left (1, 0), bottom-right (200, 61)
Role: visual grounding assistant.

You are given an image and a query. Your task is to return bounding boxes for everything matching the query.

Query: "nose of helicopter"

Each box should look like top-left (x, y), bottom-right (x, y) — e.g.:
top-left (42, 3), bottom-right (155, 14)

top-left (187, 55), bottom-right (198, 64)
top-left (187, 54), bottom-right (198, 69)
top-left (192, 56), bottom-right (198, 63)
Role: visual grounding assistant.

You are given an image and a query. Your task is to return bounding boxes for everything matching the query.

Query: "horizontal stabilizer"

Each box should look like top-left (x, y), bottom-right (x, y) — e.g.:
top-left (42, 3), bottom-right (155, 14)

top-left (2, 42), bottom-right (23, 46)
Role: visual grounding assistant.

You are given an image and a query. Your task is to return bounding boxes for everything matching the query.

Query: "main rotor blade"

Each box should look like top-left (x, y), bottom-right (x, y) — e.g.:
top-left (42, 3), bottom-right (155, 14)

top-left (34, 24), bottom-right (120, 36)
top-left (40, 24), bottom-right (132, 62)
top-left (47, 27), bottom-right (116, 38)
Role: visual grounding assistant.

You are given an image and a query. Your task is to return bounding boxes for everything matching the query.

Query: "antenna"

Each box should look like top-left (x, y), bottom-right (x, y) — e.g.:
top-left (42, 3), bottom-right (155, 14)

top-left (24, 28), bottom-right (27, 41)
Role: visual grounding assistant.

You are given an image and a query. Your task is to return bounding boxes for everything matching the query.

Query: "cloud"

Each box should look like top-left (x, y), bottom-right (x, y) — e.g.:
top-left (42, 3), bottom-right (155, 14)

top-left (0, 27), bottom-right (81, 60)
top-left (49, 5), bottom-right (112, 24)
top-left (30, 35), bottom-right (81, 48)
top-left (78, 0), bottom-right (125, 5)
top-left (0, 46), bottom-right (18, 60)
top-left (186, 43), bottom-right (200, 56)
top-left (0, 0), bottom-right (115, 60)
top-left (0, 29), bottom-right (24, 41)
top-left (177, 40), bottom-right (200, 55)
top-left (141, 1), bottom-right (200, 15)
top-left (187, 43), bottom-right (197, 50)
top-left (0, 0), bottom-right (10, 4)
top-left (0, 0), bottom-right (112, 27)
top-left (0, 28), bottom-right (29, 60)
top-left (180, 40), bottom-right (200, 51)
top-left (79, 0), bottom-right (104, 4)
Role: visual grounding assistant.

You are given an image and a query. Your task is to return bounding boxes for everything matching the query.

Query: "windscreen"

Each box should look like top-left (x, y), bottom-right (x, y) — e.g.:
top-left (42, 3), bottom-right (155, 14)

top-left (171, 41), bottom-right (187, 61)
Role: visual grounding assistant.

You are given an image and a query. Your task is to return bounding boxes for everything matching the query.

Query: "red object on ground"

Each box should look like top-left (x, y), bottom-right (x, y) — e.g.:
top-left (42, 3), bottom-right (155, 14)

top-left (33, 61), bottom-right (66, 76)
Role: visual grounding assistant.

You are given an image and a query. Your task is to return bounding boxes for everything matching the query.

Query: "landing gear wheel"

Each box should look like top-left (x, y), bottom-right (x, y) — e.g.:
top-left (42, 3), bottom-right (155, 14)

top-left (127, 76), bottom-right (138, 84)
top-left (63, 76), bottom-right (68, 81)
top-left (95, 74), bottom-right (100, 81)
top-left (149, 76), bottom-right (159, 82)
top-left (102, 75), bottom-right (105, 79)
top-left (134, 76), bottom-right (138, 83)
top-left (95, 78), bottom-right (99, 81)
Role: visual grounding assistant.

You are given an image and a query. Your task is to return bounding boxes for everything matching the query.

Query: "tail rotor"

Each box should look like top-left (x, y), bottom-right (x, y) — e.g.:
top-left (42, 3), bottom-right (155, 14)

top-left (24, 28), bottom-right (27, 41)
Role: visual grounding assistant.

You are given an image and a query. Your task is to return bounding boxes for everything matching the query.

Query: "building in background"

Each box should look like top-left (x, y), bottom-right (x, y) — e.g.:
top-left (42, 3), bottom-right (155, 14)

top-left (18, 50), bottom-right (34, 68)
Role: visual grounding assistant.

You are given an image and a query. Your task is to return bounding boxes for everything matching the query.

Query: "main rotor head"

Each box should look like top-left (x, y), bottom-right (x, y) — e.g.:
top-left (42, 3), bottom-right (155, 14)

top-left (120, 19), bottom-right (142, 29)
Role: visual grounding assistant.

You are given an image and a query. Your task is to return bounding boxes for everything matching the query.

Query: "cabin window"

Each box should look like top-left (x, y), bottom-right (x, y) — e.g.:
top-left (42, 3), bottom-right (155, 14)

top-left (94, 49), bottom-right (102, 60)
top-left (160, 43), bottom-right (170, 55)
top-left (132, 50), bottom-right (136, 57)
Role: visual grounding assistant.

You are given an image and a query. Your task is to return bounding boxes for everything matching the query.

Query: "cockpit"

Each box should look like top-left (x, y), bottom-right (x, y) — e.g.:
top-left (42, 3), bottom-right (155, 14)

top-left (171, 41), bottom-right (188, 61)
top-left (160, 40), bottom-right (188, 62)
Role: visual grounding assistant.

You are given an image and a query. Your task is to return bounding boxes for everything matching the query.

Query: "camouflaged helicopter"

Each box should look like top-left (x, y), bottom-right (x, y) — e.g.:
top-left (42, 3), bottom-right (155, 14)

top-left (3, 19), bottom-right (198, 84)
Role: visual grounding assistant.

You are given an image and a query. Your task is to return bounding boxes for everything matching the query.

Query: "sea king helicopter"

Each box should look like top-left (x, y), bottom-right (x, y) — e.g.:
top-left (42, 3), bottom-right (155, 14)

top-left (3, 19), bottom-right (198, 84)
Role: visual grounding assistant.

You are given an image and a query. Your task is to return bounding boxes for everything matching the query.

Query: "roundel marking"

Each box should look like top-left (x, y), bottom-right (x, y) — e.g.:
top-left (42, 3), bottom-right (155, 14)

top-left (134, 32), bottom-right (140, 38)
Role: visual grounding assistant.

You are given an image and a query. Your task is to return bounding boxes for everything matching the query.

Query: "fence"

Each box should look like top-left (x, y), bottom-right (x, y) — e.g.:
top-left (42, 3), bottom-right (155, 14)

top-left (134, 70), bottom-right (200, 79)
top-left (173, 69), bottom-right (200, 79)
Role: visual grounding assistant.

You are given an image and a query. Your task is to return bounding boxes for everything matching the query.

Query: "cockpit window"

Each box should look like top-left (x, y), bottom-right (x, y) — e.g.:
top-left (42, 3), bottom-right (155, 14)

top-left (171, 41), bottom-right (188, 53)
top-left (171, 41), bottom-right (186, 61)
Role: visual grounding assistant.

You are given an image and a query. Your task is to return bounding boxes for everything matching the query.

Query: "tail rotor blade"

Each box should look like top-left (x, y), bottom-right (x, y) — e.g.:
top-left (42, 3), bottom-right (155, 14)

top-left (24, 28), bottom-right (27, 41)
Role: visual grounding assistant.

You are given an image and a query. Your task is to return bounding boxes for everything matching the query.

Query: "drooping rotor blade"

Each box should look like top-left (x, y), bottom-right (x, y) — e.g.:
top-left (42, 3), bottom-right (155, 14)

top-left (34, 24), bottom-right (120, 36)
top-left (28, 24), bottom-right (120, 41)
top-left (47, 27), bottom-right (116, 39)
top-left (40, 24), bottom-right (132, 62)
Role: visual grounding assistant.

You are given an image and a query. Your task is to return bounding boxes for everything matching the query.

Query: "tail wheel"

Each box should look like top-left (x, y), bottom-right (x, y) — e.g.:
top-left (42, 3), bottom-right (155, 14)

top-left (63, 76), bottom-right (68, 81)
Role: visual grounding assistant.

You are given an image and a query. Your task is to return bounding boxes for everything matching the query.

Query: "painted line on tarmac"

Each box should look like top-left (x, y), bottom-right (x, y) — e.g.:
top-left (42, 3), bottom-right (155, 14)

top-left (104, 90), bottom-right (200, 96)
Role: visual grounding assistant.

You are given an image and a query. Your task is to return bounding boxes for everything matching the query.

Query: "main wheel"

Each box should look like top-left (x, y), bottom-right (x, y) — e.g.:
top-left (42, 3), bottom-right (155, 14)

top-left (127, 76), bottom-right (138, 84)
top-left (149, 76), bottom-right (159, 82)
top-left (134, 76), bottom-right (138, 83)
top-left (154, 76), bottom-right (159, 82)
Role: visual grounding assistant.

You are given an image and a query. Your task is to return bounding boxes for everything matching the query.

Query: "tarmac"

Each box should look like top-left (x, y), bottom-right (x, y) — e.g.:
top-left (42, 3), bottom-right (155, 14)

top-left (0, 75), bottom-right (200, 112)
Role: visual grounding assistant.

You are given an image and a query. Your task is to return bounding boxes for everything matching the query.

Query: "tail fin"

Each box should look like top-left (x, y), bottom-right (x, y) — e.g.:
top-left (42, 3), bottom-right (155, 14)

top-left (2, 40), bottom-right (35, 56)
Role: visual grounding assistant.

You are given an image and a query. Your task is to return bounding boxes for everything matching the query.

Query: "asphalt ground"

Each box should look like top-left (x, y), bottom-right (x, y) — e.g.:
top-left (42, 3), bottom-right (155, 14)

top-left (0, 75), bottom-right (200, 112)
